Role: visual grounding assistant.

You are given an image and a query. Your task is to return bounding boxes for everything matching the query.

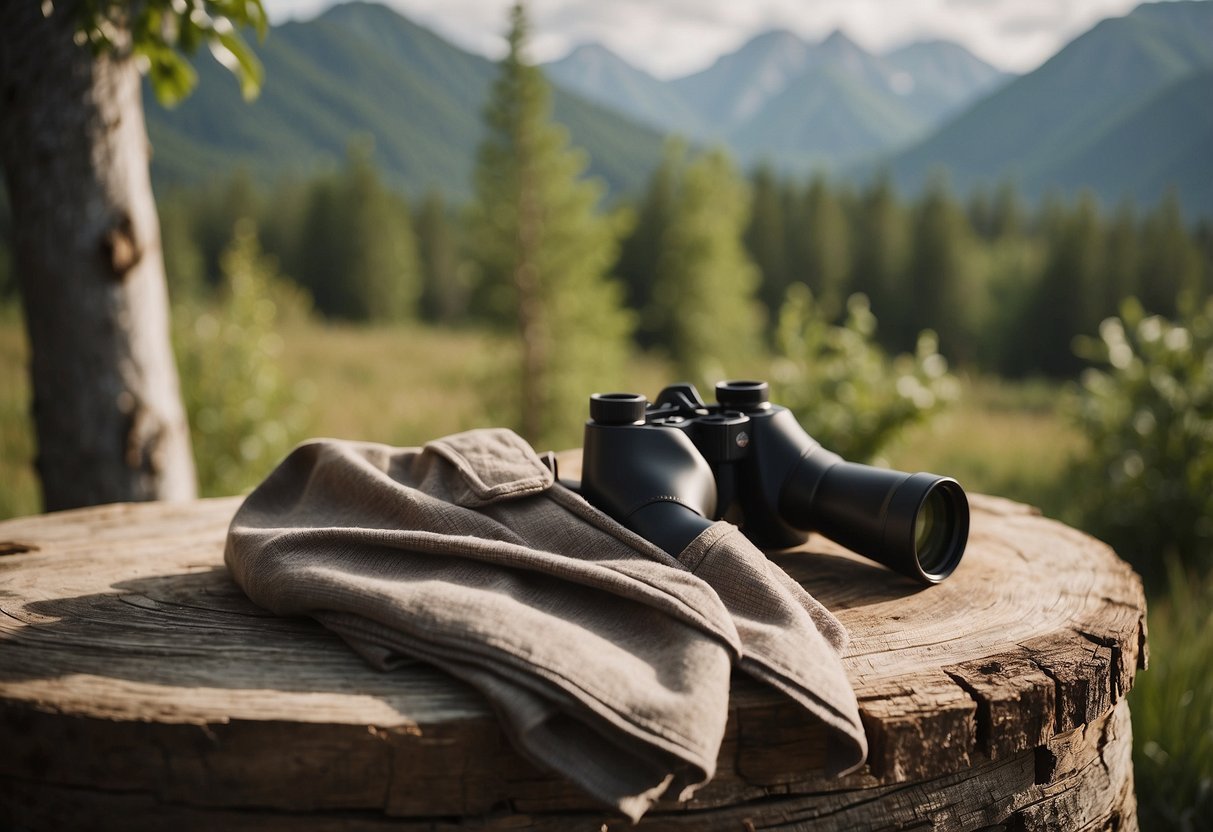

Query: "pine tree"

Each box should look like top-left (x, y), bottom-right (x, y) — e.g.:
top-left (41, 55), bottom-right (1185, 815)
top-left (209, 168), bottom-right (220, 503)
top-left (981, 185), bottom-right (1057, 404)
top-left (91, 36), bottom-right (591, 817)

top-left (614, 146), bottom-right (677, 334)
top-left (647, 144), bottom-right (763, 384)
top-left (904, 174), bottom-right (976, 363)
top-left (967, 184), bottom-right (994, 240)
top-left (990, 181), bottom-right (1025, 240)
top-left (794, 174), bottom-right (851, 320)
top-left (1018, 191), bottom-right (1105, 376)
top-left (1138, 190), bottom-right (1202, 317)
top-left (467, 2), bottom-right (633, 444)
top-left (296, 144), bottom-right (421, 322)
top-left (1104, 200), bottom-right (1140, 317)
top-left (744, 163), bottom-right (790, 322)
top-left (414, 190), bottom-right (468, 323)
top-left (158, 191), bottom-right (207, 302)
top-left (850, 172), bottom-right (907, 348)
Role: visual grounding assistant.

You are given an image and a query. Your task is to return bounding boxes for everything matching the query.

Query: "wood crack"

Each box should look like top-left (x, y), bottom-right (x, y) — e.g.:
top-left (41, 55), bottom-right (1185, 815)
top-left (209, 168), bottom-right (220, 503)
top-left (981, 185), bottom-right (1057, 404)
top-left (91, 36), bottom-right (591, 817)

top-left (944, 670), bottom-right (990, 754)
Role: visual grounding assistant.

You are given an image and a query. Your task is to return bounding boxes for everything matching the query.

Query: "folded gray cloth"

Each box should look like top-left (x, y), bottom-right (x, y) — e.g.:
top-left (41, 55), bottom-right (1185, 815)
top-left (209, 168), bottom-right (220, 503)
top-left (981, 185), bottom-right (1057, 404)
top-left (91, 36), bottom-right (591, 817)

top-left (225, 429), bottom-right (866, 820)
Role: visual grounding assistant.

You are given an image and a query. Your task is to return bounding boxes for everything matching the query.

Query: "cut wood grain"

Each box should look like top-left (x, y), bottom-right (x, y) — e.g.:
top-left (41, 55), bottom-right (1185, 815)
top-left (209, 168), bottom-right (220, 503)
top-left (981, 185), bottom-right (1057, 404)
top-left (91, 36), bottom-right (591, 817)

top-left (0, 483), bottom-right (1147, 830)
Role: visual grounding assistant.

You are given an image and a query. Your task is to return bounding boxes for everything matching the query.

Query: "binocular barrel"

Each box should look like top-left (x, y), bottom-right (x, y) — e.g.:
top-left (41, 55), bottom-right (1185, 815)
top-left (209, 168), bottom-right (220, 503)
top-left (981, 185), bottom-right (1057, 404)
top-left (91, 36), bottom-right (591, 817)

top-left (580, 381), bottom-right (970, 584)
top-left (778, 450), bottom-right (969, 583)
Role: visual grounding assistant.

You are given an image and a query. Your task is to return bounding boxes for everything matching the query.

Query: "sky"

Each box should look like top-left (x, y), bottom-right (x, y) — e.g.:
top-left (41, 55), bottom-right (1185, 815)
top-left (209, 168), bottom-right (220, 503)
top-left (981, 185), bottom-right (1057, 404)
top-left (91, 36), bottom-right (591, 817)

top-left (261, 0), bottom-right (1164, 77)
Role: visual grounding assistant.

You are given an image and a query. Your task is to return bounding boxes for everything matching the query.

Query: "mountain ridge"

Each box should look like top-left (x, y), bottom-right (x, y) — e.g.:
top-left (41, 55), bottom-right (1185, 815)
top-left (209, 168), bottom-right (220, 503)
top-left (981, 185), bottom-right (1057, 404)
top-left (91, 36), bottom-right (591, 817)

top-left (884, 0), bottom-right (1213, 216)
top-left (545, 25), bottom-right (1008, 172)
top-left (145, 0), bottom-right (668, 199)
top-left (142, 0), bottom-right (1212, 217)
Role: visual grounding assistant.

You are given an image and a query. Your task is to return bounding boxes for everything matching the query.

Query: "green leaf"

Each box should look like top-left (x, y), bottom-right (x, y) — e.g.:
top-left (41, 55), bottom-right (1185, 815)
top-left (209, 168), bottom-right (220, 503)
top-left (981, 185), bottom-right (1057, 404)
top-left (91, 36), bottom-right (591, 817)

top-left (138, 42), bottom-right (198, 107)
top-left (211, 28), bottom-right (264, 101)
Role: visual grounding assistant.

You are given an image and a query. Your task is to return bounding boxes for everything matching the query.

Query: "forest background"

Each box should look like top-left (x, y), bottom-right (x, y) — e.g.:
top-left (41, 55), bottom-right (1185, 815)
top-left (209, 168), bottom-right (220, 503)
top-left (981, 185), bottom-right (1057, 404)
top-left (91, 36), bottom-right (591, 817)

top-left (1, 1), bottom-right (1211, 828)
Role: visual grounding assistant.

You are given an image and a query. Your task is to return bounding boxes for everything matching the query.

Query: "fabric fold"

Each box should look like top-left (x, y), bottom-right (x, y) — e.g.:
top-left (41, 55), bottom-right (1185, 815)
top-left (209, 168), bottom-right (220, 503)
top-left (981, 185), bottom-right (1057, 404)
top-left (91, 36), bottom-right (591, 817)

top-left (224, 429), bottom-right (867, 820)
top-left (676, 522), bottom-right (867, 774)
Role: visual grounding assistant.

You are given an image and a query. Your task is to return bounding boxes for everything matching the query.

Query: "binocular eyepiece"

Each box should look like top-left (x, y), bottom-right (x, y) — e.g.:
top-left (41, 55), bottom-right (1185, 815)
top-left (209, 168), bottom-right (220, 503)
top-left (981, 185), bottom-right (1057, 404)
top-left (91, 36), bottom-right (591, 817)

top-left (579, 380), bottom-right (969, 585)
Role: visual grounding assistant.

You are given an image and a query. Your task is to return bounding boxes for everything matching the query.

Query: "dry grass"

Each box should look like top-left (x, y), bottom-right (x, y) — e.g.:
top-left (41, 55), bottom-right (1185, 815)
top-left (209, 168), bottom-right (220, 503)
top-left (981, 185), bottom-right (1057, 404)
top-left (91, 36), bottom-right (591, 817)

top-left (883, 375), bottom-right (1087, 521)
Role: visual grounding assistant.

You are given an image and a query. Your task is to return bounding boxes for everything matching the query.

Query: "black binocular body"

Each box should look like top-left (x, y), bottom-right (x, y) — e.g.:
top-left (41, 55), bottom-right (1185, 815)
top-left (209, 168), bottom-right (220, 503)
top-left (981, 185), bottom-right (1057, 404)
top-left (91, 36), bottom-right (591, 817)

top-left (579, 380), bottom-right (969, 584)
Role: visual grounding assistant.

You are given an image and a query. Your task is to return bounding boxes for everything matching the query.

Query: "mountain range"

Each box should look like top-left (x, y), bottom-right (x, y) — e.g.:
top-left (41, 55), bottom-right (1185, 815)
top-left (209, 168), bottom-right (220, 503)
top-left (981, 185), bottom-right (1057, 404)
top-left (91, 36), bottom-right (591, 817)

top-left (144, 1), bottom-right (667, 199)
top-left (546, 29), bottom-right (1008, 171)
top-left (885, 0), bottom-right (1213, 215)
top-left (144, 0), bottom-right (1213, 218)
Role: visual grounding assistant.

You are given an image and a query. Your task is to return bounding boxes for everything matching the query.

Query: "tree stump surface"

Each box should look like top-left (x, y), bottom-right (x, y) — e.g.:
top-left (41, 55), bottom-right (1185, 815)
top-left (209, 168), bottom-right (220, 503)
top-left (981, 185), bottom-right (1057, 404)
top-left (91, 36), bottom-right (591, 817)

top-left (0, 479), bottom-right (1147, 831)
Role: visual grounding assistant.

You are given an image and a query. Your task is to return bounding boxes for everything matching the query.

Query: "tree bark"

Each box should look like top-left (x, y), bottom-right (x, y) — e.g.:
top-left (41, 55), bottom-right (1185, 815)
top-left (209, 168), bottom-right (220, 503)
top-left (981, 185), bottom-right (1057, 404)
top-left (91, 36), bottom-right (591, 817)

top-left (0, 0), bottom-right (196, 510)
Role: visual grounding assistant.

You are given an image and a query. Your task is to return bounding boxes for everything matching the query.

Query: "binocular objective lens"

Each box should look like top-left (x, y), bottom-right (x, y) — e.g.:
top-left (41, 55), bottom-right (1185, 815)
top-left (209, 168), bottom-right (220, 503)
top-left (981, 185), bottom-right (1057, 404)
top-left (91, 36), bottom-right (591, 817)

top-left (914, 486), bottom-right (956, 577)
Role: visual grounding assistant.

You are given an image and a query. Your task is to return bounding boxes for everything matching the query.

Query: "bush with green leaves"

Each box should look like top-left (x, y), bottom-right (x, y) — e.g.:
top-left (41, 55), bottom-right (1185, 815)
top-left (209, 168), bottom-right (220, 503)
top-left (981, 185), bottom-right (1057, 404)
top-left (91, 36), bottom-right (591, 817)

top-left (1070, 296), bottom-right (1213, 583)
top-left (174, 221), bottom-right (314, 496)
top-left (1129, 560), bottom-right (1213, 832)
top-left (769, 284), bottom-right (959, 463)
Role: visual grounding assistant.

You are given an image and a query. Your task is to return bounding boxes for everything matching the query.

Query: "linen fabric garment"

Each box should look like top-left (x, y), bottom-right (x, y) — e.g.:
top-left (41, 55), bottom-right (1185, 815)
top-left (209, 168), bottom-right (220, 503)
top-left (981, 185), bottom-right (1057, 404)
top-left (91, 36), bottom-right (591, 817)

top-left (225, 429), bottom-right (866, 820)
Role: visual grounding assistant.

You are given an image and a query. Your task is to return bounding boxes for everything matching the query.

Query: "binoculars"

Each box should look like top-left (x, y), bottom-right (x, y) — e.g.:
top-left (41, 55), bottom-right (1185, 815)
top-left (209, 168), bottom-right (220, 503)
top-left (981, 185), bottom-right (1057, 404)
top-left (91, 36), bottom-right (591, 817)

top-left (578, 380), bottom-right (969, 584)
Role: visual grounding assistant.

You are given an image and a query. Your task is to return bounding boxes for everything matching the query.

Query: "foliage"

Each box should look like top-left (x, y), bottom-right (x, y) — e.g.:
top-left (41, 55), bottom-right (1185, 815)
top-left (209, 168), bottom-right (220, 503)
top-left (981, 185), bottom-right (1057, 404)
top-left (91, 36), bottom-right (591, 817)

top-left (645, 142), bottom-right (764, 386)
top-left (1069, 296), bottom-right (1213, 583)
top-left (413, 190), bottom-right (469, 324)
top-left (849, 172), bottom-right (907, 348)
top-left (769, 285), bottom-right (958, 463)
top-left (61, 0), bottom-right (267, 105)
top-left (1129, 559), bottom-right (1213, 832)
top-left (294, 145), bottom-right (422, 322)
top-left (173, 221), bottom-right (313, 497)
top-left (744, 164), bottom-right (790, 321)
top-left (903, 174), bottom-right (980, 363)
top-left (790, 174), bottom-right (852, 320)
top-left (613, 152), bottom-right (676, 329)
top-left (1013, 192), bottom-right (1106, 377)
top-left (732, 172), bottom-right (1212, 378)
top-left (155, 162), bottom-right (1213, 385)
top-left (467, 2), bottom-right (634, 446)
top-left (1137, 190), bottom-right (1206, 318)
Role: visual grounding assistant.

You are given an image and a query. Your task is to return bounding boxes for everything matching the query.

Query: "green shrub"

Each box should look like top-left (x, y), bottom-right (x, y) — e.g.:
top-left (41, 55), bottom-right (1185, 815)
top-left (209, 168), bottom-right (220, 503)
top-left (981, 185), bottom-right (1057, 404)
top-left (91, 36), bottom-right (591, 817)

top-left (1069, 296), bottom-right (1213, 583)
top-left (174, 221), bottom-right (314, 497)
top-left (769, 285), bottom-right (958, 462)
top-left (1129, 560), bottom-right (1213, 832)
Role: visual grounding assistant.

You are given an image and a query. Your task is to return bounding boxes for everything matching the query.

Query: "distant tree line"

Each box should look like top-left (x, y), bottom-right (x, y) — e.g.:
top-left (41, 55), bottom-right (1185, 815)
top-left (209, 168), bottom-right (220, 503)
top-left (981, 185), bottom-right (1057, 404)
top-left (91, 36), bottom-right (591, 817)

top-left (148, 156), bottom-right (1212, 381)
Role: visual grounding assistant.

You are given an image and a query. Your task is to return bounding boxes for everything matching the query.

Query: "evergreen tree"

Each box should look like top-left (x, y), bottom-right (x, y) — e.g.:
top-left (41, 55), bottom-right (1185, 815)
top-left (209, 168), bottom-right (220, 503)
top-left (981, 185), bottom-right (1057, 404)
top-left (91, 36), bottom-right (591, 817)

top-left (795, 174), bottom-right (851, 320)
top-left (258, 176), bottom-right (311, 290)
top-left (158, 190), bottom-right (207, 302)
top-left (1138, 190), bottom-right (1202, 317)
top-left (966, 184), bottom-right (994, 240)
top-left (744, 163), bottom-right (790, 321)
top-left (1018, 191), bottom-right (1105, 376)
top-left (904, 174), bottom-right (977, 363)
top-left (614, 147), bottom-right (676, 331)
top-left (989, 181), bottom-right (1025, 240)
top-left (850, 172), bottom-right (908, 349)
top-left (467, 2), bottom-right (633, 444)
top-left (1104, 200), bottom-right (1140, 317)
top-left (647, 145), bottom-right (763, 384)
top-left (296, 144), bottom-right (421, 322)
top-left (414, 190), bottom-right (468, 323)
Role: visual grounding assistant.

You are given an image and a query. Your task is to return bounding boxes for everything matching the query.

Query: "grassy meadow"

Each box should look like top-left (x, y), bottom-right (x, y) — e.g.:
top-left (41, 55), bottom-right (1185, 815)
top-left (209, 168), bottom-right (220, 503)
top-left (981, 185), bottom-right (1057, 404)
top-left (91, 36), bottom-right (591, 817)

top-left (0, 310), bottom-right (1081, 520)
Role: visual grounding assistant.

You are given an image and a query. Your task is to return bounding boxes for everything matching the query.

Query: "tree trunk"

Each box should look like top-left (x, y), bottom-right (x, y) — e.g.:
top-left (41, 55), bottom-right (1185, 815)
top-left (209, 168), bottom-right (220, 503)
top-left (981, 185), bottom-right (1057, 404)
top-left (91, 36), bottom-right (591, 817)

top-left (0, 1), bottom-right (196, 510)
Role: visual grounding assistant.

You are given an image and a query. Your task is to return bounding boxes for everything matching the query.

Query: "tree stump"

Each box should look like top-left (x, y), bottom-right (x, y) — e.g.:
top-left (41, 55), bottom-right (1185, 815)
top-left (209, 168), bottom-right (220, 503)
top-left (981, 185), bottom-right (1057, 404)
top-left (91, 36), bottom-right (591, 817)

top-left (0, 485), bottom-right (1147, 830)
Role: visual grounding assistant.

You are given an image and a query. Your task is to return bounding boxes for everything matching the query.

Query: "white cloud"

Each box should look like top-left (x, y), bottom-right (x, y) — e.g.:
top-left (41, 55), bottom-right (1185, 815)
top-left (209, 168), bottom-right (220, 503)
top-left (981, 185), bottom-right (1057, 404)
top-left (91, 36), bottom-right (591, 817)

top-left (261, 0), bottom-right (1159, 77)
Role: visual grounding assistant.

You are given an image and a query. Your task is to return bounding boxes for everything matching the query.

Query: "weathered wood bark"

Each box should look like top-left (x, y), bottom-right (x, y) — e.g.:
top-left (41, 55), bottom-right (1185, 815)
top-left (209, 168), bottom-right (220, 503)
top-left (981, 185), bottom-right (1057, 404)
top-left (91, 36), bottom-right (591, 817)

top-left (0, 491), bottom-right (1147, 830)
top-left (0, 1), bottom-right (196, 510)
